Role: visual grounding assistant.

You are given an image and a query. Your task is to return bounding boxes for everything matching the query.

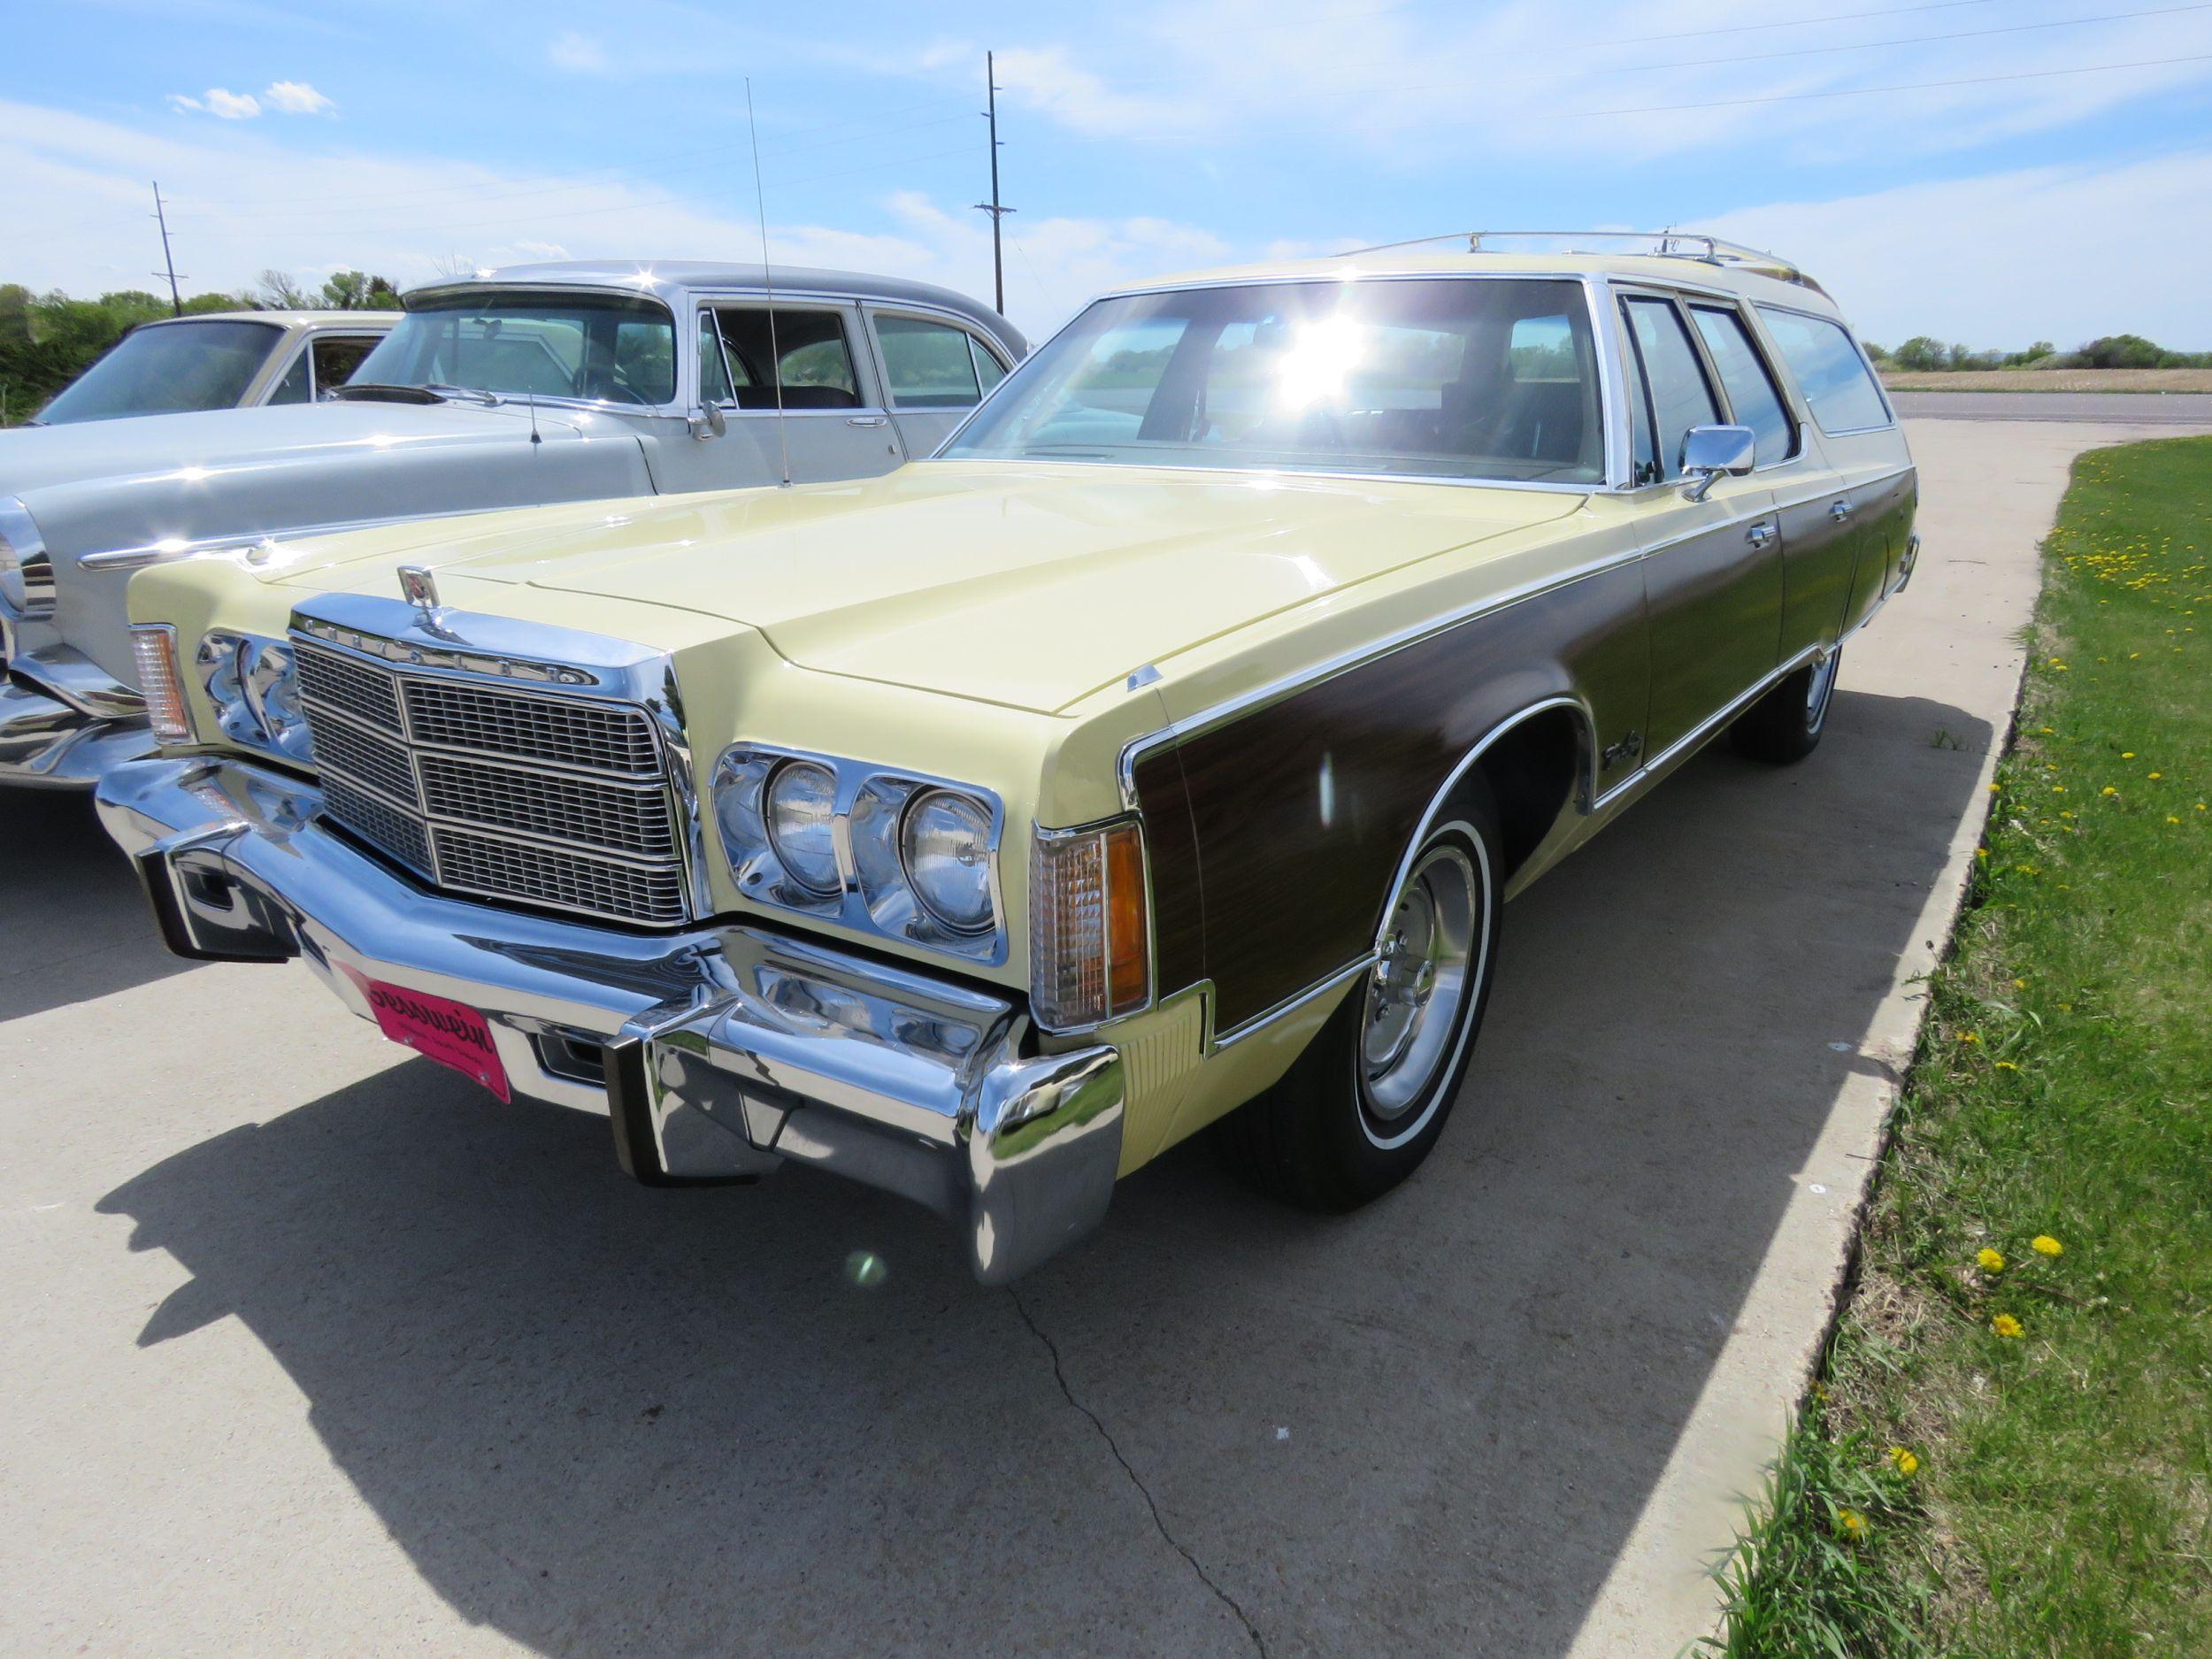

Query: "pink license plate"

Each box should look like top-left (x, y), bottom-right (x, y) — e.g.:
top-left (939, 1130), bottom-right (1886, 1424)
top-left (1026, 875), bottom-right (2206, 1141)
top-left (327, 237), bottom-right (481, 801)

top-left (348, 971), bottom-right (511, 1102)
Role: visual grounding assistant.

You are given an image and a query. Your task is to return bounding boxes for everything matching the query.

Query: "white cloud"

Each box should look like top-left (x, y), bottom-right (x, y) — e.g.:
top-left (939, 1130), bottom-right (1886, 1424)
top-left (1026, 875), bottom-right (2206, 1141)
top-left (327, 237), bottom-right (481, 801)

top-left (548, 31), bottom-right (608, 73)
top-left (169, 88), bottom-right (261, 119)
top-left (1702, 151), bottom-right (2212, 349)
top-left (263, 81), bottom-right (335, 117)
top-left (0, 99), bottom-right (1210, 337)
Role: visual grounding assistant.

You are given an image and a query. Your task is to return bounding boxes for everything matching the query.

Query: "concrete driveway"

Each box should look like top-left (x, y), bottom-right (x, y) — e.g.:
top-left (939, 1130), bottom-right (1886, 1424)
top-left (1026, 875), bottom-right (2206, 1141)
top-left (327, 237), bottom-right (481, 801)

top-left (2, 419), bottom-right (2200, 1658)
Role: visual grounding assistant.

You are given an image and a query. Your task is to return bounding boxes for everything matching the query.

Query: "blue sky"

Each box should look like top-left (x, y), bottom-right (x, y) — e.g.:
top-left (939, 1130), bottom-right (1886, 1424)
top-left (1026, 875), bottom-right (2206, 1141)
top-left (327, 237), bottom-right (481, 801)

top-left (6, 0), bottom-right (2211, 346)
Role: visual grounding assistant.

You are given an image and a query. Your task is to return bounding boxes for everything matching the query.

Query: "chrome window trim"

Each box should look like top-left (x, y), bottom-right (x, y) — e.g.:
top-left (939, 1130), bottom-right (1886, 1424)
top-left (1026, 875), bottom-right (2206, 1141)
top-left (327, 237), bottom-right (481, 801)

top-left (1752, 301), bottom-right (1899, 436)
top-left (710, 740), bottom-right (1010, 968)
top-left (938, 269), bottom-right (1621, 493)
top-left (1679, 296), bottom-right (1808, 472)
top-left (858, 302), bottom-right (1009, 413)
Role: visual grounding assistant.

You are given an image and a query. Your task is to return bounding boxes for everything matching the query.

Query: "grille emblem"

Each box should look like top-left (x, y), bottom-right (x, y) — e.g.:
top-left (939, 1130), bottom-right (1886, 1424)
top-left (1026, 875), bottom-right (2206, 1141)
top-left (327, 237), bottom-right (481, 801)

top-left (398, 565), bottom-right (439, 617)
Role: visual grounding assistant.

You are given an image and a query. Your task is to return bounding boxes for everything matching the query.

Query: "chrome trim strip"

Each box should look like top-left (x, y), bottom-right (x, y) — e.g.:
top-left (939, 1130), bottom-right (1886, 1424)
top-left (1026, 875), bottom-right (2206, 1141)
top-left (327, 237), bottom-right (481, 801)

top-left (82, 511), bottom-right (467, 573)
top-left (5, 644), bottom-right (143, 720)
top-left (1590, 644), bottom-right (1824, 815)
top-left (1116, 546), bottom-right (1632, 808)
top-left (1213, 955), bottom-right (1375, 1049)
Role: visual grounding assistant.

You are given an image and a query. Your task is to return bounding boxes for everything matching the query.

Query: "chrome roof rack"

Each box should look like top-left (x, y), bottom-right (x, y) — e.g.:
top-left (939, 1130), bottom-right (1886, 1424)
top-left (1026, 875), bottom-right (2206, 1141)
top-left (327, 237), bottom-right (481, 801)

top-left (1335, 229), bottom-right (1827, 295)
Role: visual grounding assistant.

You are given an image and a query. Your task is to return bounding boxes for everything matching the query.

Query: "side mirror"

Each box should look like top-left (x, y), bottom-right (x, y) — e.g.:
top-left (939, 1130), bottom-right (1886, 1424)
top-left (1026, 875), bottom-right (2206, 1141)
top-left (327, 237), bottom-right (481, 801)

top-left (688, 402), bottom-right (727, 441)
top-left (1678, 424), bottom-right (1755, 501)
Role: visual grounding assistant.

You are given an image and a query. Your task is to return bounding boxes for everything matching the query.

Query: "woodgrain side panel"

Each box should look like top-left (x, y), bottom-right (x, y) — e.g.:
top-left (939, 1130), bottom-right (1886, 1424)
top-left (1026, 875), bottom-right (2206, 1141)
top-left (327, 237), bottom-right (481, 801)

top-left (1137, 564), bottom-right (1646, 1032)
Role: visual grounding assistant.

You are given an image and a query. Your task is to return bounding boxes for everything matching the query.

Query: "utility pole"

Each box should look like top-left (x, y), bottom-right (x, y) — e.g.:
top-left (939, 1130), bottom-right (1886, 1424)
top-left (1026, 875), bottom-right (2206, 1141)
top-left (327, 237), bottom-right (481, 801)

top-left (150, 181), bottom-right (182, 315)
top-left (972, 51), bottom-right (1014, 315)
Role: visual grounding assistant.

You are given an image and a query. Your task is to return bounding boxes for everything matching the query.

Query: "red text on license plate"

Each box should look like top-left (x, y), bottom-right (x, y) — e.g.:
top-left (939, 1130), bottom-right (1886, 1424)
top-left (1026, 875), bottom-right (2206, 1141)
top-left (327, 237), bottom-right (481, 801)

top-left (346, 971), bottom-right (511, 1102)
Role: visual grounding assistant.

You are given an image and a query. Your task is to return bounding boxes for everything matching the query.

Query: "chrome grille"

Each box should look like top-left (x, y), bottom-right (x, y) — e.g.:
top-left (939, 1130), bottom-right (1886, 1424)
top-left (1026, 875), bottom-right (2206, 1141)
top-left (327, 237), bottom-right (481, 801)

top-left (294, 636), bottom-right (688, 927)
top-left (417, 753), bottom-right (674, 859)
top-left (402, 679), bottom-right (659, 775)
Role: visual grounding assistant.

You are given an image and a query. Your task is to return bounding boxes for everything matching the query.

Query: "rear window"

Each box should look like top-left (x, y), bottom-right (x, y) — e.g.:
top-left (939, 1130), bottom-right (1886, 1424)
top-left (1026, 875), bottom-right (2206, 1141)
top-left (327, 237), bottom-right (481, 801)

top-left (1755, 307), bottom-right (1891, 434)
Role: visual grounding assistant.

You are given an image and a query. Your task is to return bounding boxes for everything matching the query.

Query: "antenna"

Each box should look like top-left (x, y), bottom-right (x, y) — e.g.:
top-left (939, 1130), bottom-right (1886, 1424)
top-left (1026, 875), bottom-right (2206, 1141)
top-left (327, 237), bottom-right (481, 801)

top-left (744, 78), bottom-right (793, 489)
top-left (150, 181), bottom-right (183, 316)
top-left (972, 51), bottom-right (1016, 315)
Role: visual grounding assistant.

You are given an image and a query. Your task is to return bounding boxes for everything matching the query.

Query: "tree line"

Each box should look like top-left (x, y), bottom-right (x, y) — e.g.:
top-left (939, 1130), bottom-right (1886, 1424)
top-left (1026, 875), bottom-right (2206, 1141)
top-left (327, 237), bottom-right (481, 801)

top-left (1866, 334), bottom-right (2212, 373)
top-left (0, 270), bottom-right (400, 425)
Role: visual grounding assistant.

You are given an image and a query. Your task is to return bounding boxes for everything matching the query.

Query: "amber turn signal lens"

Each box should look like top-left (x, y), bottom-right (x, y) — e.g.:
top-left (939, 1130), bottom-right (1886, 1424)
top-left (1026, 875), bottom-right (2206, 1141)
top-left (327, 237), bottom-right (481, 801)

top-left (1104, 821), bottom-right (1148, 1018)
top-left (1030, 816), bottom-right (1150, 1032)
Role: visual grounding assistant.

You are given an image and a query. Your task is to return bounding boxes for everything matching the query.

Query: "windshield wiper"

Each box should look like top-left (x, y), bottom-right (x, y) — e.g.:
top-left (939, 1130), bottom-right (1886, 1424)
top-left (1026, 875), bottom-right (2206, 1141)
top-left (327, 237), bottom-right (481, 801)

top-left (422, 382), bottom-right (502, 406)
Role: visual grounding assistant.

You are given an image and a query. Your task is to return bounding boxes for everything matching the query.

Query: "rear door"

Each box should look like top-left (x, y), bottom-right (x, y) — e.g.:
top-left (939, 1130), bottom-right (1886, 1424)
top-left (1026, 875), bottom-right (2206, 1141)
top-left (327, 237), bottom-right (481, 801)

top-left (863, 307), bottom-right (1014, 456)
top-left (1619, 289), bottom-right (1783, 757)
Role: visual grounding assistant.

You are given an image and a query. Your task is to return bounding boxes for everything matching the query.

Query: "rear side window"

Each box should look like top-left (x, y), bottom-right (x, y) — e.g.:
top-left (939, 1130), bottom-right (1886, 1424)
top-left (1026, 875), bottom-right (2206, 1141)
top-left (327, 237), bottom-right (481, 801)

top-left (1690, 305), bottom-right (1795, 466)
top-left (876, 314), bottom-right (983, 409)
top-left (267, 349), bottom-right (312, 405)
top-left (311, 334), bottom-right (380, 393)
top-left (1624, 296), bottom-right (1721, 483)
top-left (1755, 307), bottom-right (1891, 434)
top-left (972, 338), bottom-right (1008, 393)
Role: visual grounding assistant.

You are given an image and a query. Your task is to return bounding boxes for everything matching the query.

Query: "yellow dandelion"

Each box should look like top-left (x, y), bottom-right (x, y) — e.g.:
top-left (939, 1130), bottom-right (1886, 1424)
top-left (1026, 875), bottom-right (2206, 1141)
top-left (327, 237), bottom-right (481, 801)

top-left (1976, 848), bottom-right (1988, 859)
top-left (2123, 752), bottom-right (2136, 759)
top-left (2101, 786), bottom-right (2118, 797)
top-left (2148, 772), bottom-right (2162, 780)
top-left (1994, 1060), bottom-right (2019, 1071)
top-left (1888, 1448), bottom-right (1921, 1477)
top-left (1993, 1313), bottom-right (2024, 1339)
top-left (1837, 1509), bottom-right (1867, 1539)
top-left (2012, 979), bottom-right (2026, 989)
top-left (2032, 1235), bottom-right (2063, 1257)
top-left (2170, 816), bottom-right (2182, 825)
top-left (1978, 1247), bottom-right (2006, 1272)
top-left (1959, 1031), bottom-right (1980, 1044)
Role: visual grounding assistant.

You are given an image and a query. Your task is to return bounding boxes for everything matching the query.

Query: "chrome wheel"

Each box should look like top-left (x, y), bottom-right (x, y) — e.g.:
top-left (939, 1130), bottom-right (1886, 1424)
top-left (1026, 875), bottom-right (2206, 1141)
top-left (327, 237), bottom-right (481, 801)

top-left (1805, 652), bottom-right (1839, 733)
top-left (1359, 843), bottom-right (1481, 1132)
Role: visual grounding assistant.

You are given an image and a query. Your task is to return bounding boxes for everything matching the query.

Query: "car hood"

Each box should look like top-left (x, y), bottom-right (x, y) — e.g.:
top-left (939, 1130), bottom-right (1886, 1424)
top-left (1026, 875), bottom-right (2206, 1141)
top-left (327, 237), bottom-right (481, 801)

top-left (271, 461), bottom-right (1589, 713)
top-left (0, 397), bottom-right (592, 499)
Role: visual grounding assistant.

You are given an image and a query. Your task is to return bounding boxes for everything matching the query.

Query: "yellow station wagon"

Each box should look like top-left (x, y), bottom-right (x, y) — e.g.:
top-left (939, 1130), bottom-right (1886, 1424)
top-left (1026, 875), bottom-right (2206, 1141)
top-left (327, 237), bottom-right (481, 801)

top-left (96, 231), bottom-right (1917, 1281)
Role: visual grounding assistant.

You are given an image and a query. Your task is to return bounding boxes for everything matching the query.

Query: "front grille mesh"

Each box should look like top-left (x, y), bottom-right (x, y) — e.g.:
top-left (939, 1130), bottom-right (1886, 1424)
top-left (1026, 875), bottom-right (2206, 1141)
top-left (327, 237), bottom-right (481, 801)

top-left (295, 637), bottom-right (687, 927)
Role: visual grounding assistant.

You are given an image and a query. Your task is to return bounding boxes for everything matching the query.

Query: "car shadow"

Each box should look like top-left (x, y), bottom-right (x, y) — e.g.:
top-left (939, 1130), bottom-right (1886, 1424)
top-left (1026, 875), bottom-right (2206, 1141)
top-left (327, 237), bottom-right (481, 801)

top-left (93, 684), bottom-right (1992, 1657)
top-left (0, 788), bottom-right (197, 1022)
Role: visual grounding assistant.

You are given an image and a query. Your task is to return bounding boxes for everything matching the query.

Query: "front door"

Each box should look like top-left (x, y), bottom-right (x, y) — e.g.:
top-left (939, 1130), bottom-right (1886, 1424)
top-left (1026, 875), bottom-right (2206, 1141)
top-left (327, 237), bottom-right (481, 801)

top-left (1621, 291), bottom-right (1783, 757)
top-left (658, 298), bottom-right (906, 493)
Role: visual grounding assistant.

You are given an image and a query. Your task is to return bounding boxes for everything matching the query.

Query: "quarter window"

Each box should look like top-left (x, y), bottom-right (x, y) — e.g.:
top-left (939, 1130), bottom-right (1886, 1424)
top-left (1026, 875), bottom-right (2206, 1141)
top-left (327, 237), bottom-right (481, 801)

top-left (1624, 296), bottom-right (1721, 482)
top-left (972, 337), bottom-right (1008, 393)
top-left (267, 349), bottom-right (312, 405)
top-left (710, 307), bottom-right (862, 409)
top-left (1755, 307), bottom-right (1892, 434)
top-left (876, 314), bottom-right (984, 409)
top-left (1690, 305), bottom-right (1796, 466)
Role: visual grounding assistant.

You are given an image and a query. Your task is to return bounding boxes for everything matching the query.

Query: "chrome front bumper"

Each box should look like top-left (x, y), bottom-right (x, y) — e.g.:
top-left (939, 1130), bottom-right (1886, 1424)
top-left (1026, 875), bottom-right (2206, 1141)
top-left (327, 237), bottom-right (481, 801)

top-left (96, 756), bottom-right (1125, 1284)
top-left (0, 677), bottom-right (153, 788)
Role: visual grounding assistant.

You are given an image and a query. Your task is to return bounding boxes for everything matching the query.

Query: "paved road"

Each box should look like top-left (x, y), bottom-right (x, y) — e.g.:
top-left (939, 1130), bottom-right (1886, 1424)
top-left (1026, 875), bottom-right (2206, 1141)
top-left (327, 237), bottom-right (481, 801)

top-left (1892, 389), bottom-right (2212, 424)
top-left (0, 421), bottom-right (2187, 1658)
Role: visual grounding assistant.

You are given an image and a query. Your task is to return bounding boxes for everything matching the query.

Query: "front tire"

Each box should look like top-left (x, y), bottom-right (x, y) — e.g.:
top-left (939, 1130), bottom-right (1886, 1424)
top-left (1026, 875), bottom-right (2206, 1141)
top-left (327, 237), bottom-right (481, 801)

top-left (1730, 647), bottom-right (1839, 764)
top-left (1218, 797), bottom-right (1504, 1212)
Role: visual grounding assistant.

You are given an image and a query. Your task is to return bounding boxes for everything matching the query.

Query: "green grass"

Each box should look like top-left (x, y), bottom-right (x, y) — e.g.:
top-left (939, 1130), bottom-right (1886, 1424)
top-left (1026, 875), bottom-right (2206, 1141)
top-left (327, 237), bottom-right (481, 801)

top-left (1706, 435), bottom-right (2212, 1659)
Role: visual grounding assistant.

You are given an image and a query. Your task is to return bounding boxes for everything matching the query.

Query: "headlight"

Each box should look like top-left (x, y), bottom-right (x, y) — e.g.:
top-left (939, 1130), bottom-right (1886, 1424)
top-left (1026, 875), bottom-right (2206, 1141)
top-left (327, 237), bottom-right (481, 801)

top-left (712, 745), bottom-right (1006, 964)
top-left (0, 496), bottom-right (55, 621)
top-left (195, 629), bottom-right (316, 764)
top-left (900, 788), bottom-right (995, 934)
top-left (764, 759), bottom-right (841, 895)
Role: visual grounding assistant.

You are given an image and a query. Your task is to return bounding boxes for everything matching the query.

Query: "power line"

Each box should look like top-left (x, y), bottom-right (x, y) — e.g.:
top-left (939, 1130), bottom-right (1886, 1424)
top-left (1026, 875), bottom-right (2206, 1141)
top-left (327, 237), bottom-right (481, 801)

top-left (1583, 49), bottom-right (2212, 113)
top-left (1610, 0), bottom-right (2001, 45)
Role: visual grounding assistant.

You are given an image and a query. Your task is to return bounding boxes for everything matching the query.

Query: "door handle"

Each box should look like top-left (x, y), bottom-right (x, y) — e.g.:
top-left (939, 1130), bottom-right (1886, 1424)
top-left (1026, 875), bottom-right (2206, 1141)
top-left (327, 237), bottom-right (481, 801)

top-left (846, 415), bottom-right (888, 428)
top-left (1830, 498), bottom-right (1855, 522)
top-left (1747, 520), bottom-right (1777, 549)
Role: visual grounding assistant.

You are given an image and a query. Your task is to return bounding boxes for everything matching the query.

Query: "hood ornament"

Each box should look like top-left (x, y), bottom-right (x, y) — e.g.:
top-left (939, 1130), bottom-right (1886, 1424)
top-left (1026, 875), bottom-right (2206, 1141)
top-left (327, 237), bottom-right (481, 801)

top-left (398, 565), bottom-right (439, 618)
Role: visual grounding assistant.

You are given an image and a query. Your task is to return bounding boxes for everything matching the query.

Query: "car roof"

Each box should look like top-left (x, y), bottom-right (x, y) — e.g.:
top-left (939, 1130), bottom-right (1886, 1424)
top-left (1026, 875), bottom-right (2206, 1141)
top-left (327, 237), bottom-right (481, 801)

top-left (410, 260), bottom-right (1027, 354)
top-left (1104, 250), bottom-right (1842, 315)
top-left (141, 311), bottom-right (400, 328)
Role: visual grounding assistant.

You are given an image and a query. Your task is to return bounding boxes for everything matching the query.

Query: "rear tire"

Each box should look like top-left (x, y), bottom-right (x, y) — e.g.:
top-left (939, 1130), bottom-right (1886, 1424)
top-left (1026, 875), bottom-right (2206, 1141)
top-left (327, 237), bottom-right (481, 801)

top-left (1218, 792), bottom-right (1504, 1212)
top-left (1730, 648), bottom-right (1839, 764)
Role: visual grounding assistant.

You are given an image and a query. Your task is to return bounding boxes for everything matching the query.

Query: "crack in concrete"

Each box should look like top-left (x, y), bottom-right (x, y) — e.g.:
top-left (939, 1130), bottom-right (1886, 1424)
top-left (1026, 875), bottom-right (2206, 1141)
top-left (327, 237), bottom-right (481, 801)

top-left (1009, 1289), bottom-right (1269, 1659)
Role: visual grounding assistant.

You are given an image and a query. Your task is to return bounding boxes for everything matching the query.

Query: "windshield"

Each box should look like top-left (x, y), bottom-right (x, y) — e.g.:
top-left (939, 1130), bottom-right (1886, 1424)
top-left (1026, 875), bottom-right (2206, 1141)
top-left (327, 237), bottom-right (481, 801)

top-left (37, 319), bottom-right (282, 424)
top-left (348, 289), bottom-right (677, 405)
top-left (942, 277), bottom-right (1604, 484)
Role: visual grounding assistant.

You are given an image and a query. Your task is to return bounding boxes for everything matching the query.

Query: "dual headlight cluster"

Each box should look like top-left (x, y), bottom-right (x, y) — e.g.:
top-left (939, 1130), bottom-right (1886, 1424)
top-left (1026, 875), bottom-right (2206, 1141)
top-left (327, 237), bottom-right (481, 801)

top-left (713, 747), bottom-right (1005, 964)
top-left (189, 629), bottom-right (315, 762)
